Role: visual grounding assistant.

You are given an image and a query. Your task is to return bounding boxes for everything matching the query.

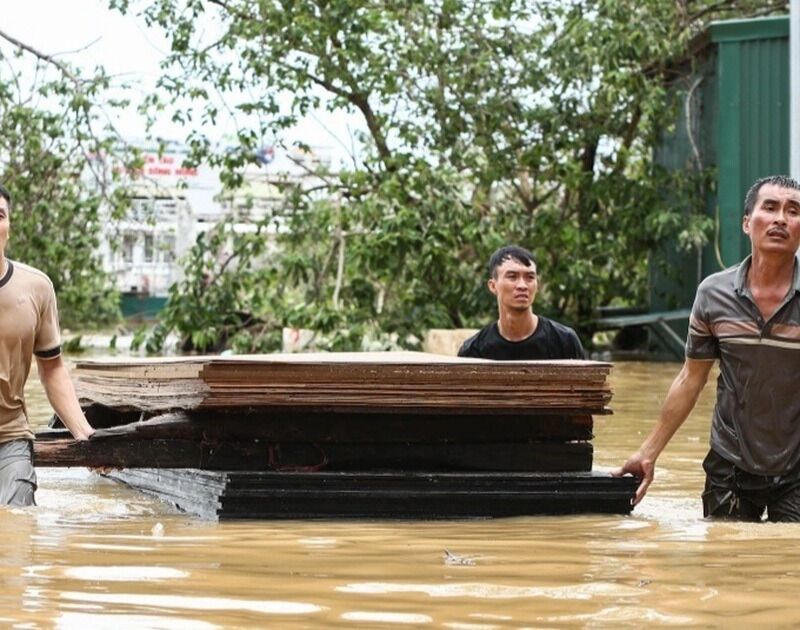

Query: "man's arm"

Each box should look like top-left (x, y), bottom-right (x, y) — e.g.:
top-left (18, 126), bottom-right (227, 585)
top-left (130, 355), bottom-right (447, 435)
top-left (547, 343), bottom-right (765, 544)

top-left (36, 355), bottom-right (94, 440)
top-left (614, 357), bottom-right (714, 504)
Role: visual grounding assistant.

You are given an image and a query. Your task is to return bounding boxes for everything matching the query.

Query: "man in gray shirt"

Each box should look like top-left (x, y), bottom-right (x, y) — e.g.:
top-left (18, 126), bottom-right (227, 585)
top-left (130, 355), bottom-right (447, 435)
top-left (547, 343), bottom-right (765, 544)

top-left (616, 174), bottom-right (800, 521)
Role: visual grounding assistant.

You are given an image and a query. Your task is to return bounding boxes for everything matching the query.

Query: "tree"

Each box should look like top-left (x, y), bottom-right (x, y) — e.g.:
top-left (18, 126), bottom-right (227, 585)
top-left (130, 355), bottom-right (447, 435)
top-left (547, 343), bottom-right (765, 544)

top-left (0, 29), bottom-right (135, 326)
top-left (115, 0), bottom-right (785, 352)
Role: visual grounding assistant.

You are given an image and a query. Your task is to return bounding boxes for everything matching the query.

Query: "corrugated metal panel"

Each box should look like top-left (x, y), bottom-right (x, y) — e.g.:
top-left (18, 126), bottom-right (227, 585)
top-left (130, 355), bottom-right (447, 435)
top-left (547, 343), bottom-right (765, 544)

top-left (714, 17), bottom-right (790, 266)
top-left (737, 36), bottom-right (790, 253)
top-left (709, 15), bottom-right (789, 42)
top-left (650, 15), bottom-right (789, 320)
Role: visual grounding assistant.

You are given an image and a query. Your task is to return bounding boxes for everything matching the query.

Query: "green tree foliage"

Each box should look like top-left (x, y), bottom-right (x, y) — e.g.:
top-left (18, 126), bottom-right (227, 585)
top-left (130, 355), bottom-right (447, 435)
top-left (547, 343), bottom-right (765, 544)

top-left (0, 38), bottom-right (135, 326)
top-left (116, 0), bottom-right (784, 352)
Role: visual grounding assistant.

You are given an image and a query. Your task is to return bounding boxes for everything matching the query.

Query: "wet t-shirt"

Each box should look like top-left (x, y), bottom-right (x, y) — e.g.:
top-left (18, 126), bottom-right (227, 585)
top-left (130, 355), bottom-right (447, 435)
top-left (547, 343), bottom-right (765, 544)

top-left (458, 317), bottom-right (585, 360)
top-left (687, 255), bottom-right (800, 475)
top-left (0, 261), bottom-right (61, 443)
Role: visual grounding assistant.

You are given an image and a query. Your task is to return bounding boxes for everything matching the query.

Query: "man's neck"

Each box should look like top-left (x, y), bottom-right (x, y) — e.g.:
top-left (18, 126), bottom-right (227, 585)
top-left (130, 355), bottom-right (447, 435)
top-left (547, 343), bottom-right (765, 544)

top-left (746, 251), bottom-right (796, 320)
top-left (497, 309), bottom-right (538, 342)
top-left (748, 251), bottom-right (795, 290)
top-left (0, 255), bottom-right (6, 279)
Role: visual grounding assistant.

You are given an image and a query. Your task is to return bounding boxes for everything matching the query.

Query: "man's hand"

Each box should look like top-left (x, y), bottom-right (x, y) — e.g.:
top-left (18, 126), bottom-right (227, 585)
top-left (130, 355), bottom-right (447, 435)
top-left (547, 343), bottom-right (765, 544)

top-left (613, 452), bottom-right (656, 506)
top-left (74, 428), bottom-right (95, 441)
top-left (611, 359), bottom-right (714, 508)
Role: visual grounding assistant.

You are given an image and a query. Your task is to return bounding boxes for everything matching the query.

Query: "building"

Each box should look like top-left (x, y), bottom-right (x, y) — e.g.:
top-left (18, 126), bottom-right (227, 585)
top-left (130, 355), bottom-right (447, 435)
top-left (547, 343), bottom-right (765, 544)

top-left (100, 142), bottom-right (335, 318)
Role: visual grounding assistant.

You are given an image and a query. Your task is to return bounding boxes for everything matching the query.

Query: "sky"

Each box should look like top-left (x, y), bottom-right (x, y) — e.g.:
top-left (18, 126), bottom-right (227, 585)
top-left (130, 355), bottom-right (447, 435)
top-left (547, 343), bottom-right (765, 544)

top-left (2, 1), bottom-right (361, 168)
top-left (3, 1), bottom-right (163, 72)
top-left (3, 1), bottom-right (166, 136)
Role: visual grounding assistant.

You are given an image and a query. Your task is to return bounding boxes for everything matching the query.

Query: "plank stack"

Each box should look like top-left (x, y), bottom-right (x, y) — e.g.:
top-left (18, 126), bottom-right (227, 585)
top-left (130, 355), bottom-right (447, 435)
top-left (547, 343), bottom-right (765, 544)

top-left (68, 352), bottom-right (613, 414)
top-left (34, 351), bottom-right (636, 519)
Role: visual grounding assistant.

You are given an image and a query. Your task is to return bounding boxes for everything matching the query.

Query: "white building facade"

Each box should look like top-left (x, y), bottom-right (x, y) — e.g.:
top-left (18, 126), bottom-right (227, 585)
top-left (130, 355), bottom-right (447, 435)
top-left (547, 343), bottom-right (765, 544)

top-left (101, 143), bottom-right (333, 304)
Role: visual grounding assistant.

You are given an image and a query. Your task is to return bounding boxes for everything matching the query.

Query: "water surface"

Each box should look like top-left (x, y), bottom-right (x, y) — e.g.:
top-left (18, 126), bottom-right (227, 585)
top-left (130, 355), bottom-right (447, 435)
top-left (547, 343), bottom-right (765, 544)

top-left (5, 361), bottom-right (798, 627)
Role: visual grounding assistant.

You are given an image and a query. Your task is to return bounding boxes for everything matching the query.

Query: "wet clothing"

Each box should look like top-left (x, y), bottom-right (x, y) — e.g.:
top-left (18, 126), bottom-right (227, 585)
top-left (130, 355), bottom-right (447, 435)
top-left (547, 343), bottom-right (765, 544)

top-left (686, 255), bottom-right (800, 476)
top-left (0, 260), bottom-right (60, 507)
top-left (0, 260), bottom-right (61, 444)
top-left (0, 440), bottom-right (37, 507)
top-left (458, 317), bottom-right (585, 360)
top-left (702, 449), bottom-right (800, 522)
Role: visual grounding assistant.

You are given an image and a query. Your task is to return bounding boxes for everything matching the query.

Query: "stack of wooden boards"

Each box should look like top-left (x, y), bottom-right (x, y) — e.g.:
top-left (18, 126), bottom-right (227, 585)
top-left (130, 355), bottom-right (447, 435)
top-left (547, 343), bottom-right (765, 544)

top-left (68, 351), bottom-right (613, 414)
top-left (35, 351), bottom-right (636, 518)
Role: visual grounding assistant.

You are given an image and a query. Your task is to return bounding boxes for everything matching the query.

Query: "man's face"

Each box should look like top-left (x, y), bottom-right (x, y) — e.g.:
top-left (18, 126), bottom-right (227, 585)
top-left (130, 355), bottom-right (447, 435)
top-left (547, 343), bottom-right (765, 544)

top-left (488, 257), bottom-right (538, 313)
top-left (0, 197), bottom-right (8, 258)
top-left (743, 183), bottom-right (800, 254)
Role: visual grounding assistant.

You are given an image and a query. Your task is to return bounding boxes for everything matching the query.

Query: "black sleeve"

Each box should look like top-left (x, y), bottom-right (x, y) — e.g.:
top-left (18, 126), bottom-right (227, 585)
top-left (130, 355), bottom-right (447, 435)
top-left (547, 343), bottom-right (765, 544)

top-left (566, 330), bottom-right (586, 359)
top-left (34, 345), bottom-right (62, 359)
top-left (458, 333), bottom-right (481, 358)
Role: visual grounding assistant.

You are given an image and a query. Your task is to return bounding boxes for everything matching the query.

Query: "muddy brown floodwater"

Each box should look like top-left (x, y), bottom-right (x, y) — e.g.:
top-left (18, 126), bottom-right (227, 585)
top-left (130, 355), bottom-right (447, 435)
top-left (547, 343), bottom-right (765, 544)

top-left (3, 360), bottom-right (800, 627)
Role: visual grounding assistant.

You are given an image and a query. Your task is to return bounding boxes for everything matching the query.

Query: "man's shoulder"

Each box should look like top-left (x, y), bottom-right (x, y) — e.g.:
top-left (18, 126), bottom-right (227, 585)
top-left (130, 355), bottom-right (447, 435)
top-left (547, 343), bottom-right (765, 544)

top-left (538, 316), bottom-right (585, 358)
top-left (10, 260), bottom-right (54, 287)
top-left (457, 322), bottom-right (496, 357)
top-left (697, 262), bottom-right (742, 294)
top-left (540, 316), bottom-right (579, 339)
top-left (5, 261), bottom-right (56, 307)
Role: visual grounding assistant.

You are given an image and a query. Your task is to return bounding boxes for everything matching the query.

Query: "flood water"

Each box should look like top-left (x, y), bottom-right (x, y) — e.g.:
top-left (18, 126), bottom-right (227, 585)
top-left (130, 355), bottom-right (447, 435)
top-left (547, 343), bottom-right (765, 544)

top-left (5, 360), bottom-right (800, 627)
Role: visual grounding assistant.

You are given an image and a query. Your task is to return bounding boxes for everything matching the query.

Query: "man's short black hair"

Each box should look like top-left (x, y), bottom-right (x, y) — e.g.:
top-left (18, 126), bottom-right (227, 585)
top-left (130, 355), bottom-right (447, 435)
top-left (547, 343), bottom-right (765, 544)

top-left (487, 245), bottom-right (536, 279)
top-left (0, 184), bottom-right (10, 209)
top-left (743, 175), bottom-right (800, 215)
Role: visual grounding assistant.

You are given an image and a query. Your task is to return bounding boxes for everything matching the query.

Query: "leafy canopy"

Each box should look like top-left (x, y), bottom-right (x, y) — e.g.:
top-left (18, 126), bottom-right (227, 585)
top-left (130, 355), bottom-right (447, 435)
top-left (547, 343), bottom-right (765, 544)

top-left (0, 36), bottom-right (137, 326)
top-left (115, 0), bottom-right (784, 352)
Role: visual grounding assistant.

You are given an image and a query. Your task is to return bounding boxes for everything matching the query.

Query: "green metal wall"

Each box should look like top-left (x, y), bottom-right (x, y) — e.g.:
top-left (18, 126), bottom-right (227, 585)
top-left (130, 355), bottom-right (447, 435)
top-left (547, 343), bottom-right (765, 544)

top-left (650, 51), bottom-right (718, 319)
top-left (713, 16), bottom-right (790, 267)
top-left (650, 15), bottom-right (790, 317)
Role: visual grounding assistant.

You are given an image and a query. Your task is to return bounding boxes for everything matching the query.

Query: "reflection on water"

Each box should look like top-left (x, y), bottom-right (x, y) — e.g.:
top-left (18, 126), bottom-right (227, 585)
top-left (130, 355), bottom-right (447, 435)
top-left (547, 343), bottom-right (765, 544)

top-left (5, 361), bottom-right (800, 627)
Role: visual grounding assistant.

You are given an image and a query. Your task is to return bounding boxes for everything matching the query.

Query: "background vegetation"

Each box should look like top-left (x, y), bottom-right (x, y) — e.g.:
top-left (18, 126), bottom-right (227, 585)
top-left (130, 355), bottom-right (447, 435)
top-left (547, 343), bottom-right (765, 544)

top-left (1, 1), bottom-right (786, 345)
top-left (0, 33), bottom-right (135, 326)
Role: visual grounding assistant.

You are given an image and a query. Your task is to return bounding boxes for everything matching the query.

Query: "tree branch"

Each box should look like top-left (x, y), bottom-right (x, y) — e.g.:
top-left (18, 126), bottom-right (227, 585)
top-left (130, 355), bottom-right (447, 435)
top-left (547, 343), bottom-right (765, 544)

top-left (0, 27), bottom-right (139, 203)
top-left (326, 31), bottom-right (393, 169)
top-left (0, 27), bottom-right (81, 86)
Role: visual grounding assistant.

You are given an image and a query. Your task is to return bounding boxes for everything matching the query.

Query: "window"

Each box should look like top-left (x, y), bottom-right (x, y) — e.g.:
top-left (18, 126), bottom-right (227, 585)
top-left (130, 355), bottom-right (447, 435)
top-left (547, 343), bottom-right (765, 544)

top-left (122, 233), bottom-right (136, 263)
top-left (161, 234), bottom-right (176, 262)
top-left (144, 234), bottom-right (154, 262)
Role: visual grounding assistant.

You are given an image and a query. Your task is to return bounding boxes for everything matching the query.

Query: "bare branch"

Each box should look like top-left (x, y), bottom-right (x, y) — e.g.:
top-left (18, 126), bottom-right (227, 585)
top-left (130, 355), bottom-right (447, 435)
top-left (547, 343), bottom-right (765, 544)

top-left (285, 152), bottom-right (337, 187)
top-left (0, 28), bottom-right (141, 205)
top-left (52, 37), bottom-right (102, 59)
top-left (0, 27), bottom-right (81, 86)
top-left (687, 0), bottom-right (785, 24)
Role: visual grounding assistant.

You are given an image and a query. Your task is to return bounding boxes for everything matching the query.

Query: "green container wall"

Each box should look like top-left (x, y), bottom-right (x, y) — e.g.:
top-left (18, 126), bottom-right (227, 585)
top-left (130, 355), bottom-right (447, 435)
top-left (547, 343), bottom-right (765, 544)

top-left (712, 16), bottom-right (790, 267)
top-left (650, 52), bottom-right (718, 320)
top-left (650, 15), bottom-right (790, 318)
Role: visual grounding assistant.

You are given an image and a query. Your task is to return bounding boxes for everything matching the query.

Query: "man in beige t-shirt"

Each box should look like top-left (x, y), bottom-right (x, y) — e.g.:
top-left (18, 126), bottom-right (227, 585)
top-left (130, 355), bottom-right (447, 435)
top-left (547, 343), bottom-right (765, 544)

top-left (0, 184), bottom-right (94, 505)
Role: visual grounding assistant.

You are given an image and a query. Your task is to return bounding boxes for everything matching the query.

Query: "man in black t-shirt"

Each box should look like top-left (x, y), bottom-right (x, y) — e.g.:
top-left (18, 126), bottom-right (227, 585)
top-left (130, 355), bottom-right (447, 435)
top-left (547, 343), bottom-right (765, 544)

top-left (458, 245), bottom-right (585, 360)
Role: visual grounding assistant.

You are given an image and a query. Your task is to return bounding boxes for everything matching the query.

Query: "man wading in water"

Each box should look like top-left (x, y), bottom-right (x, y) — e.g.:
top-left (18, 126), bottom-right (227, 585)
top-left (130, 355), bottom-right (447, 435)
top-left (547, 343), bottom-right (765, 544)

top-left (0, 184), bottom-right (95, 505)
top-left (616, 175), bottom-right (800, 521)
top-left (458, 245), bottom-right (585, 360)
